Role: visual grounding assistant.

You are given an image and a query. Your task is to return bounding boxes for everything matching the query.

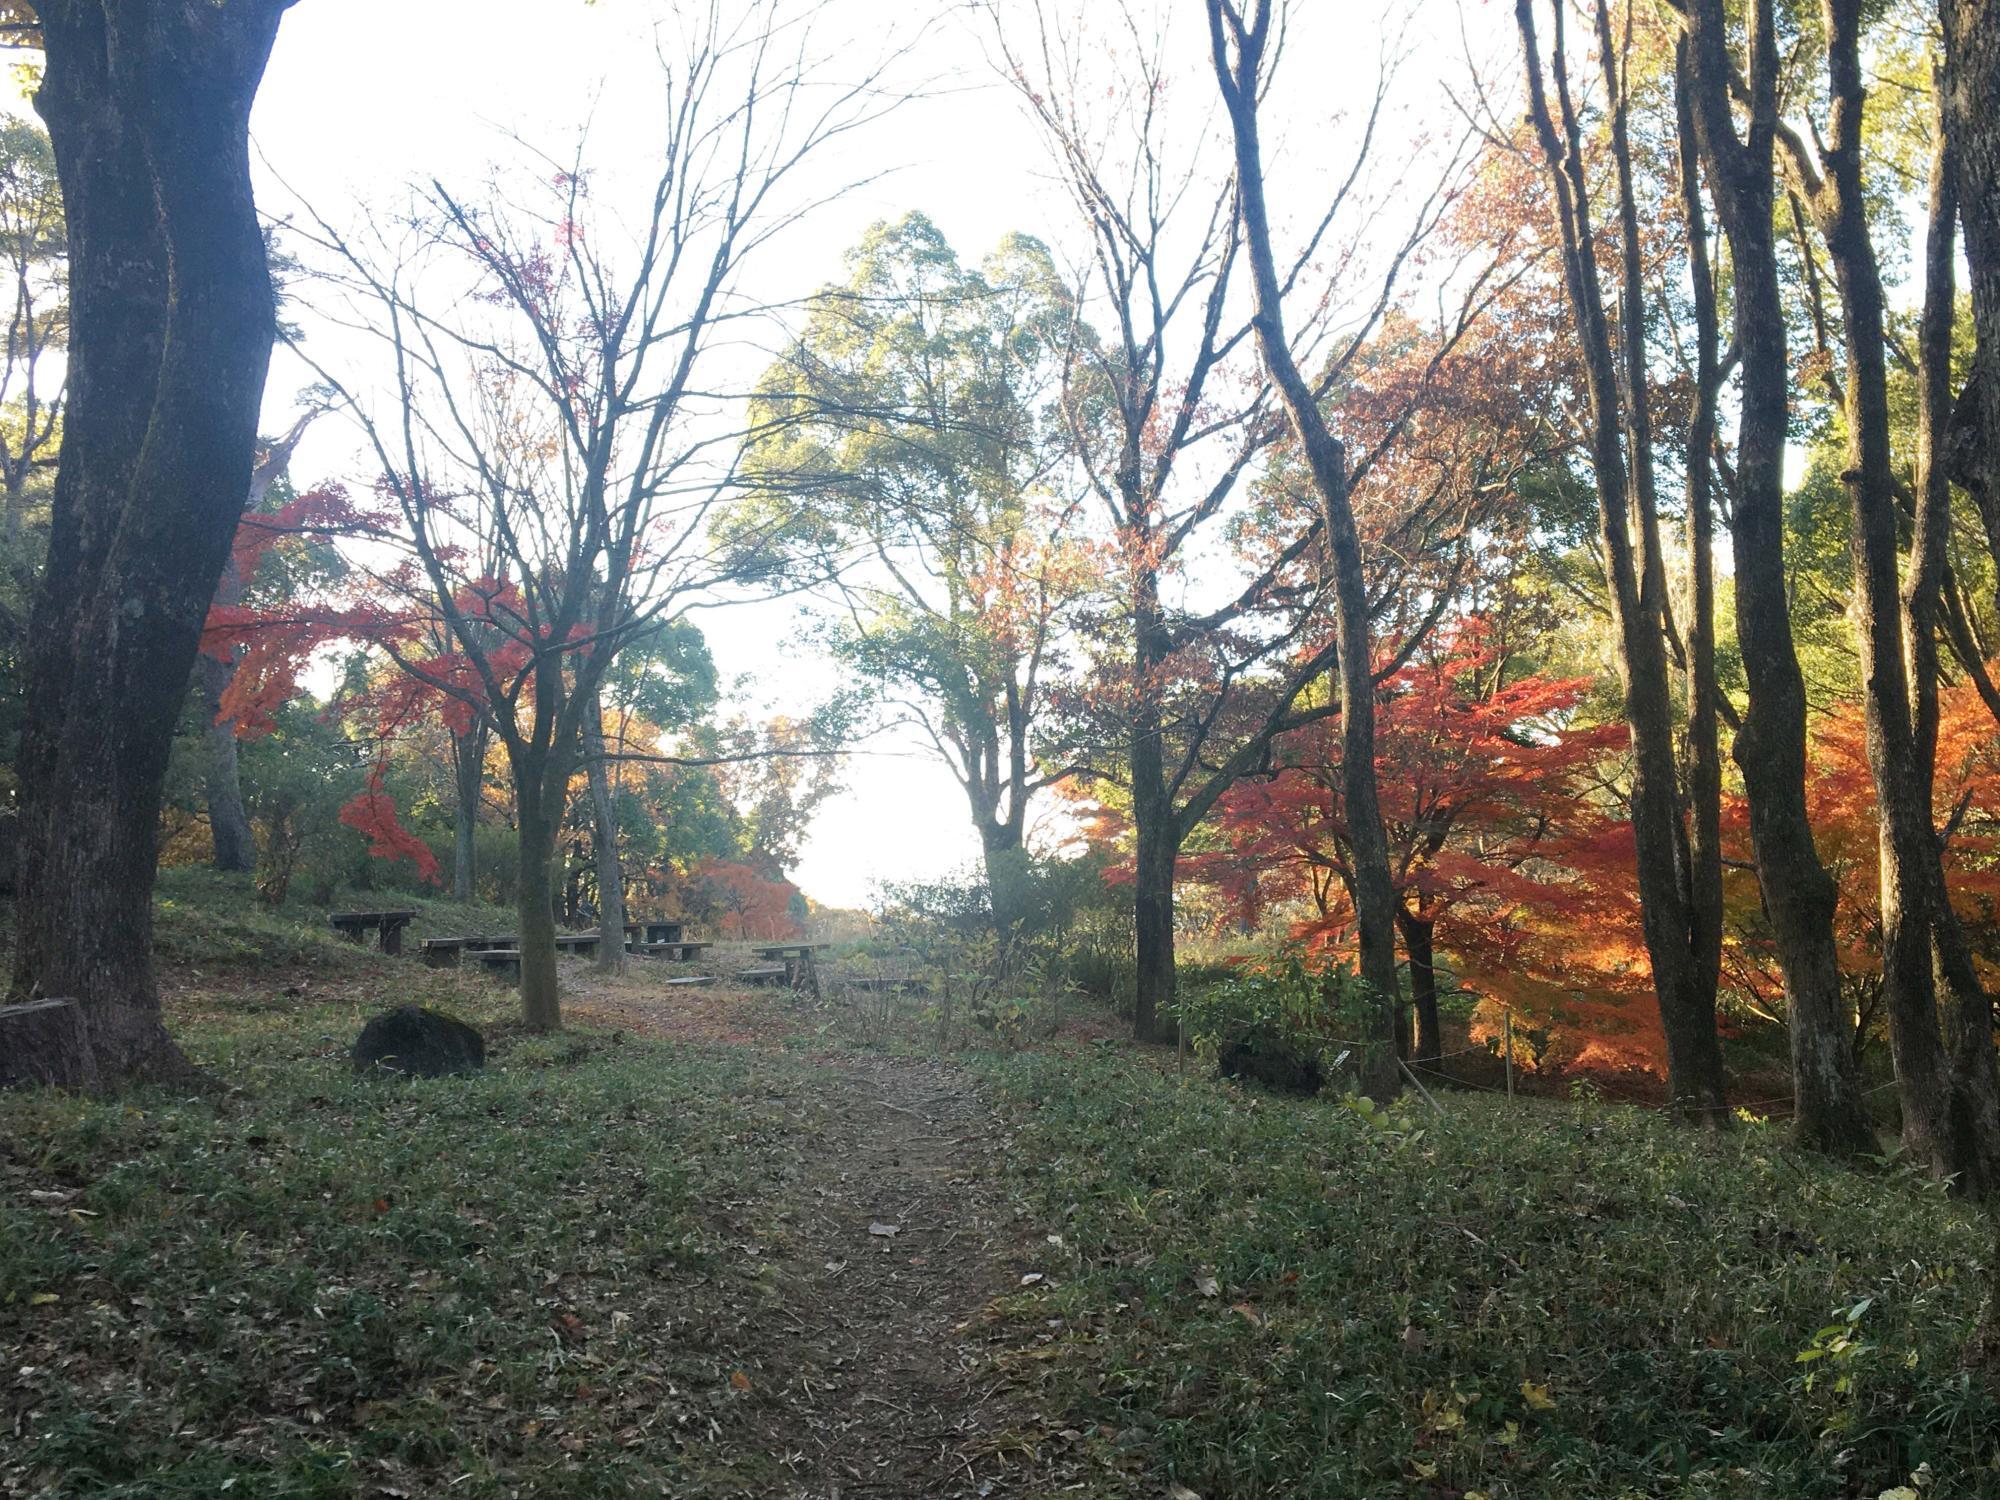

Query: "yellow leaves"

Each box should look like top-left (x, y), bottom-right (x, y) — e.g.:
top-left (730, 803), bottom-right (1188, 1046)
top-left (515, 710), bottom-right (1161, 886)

top-left (27, 1292), bottom-right (58, 1306)
top-left (1520, 1379), bottom-right (1557, 1411)
top-left (729, 1370), bottom-right (752, 1393)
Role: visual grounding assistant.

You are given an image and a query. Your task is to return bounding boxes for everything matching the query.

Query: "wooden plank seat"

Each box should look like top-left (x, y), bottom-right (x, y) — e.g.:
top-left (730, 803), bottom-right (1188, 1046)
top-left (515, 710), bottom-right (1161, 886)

top-left (460, 935), bottom-right (516, 952)
top-left (471, 948), bottom-right (521, 981)
top-left (662, 975), bottom-right (718, 988)
top-left (750, 942), bottom-right (828, 959)
top-left (739, 965), bottom-right (789, 985)
top-left (553, 933), bottom-right (601, 956)
top-left (330, 909), bottom-right (419, 955)
top-left (622, 920), bottom-right (685, 946)
top-left (630, 941), bottom-right (710, 960)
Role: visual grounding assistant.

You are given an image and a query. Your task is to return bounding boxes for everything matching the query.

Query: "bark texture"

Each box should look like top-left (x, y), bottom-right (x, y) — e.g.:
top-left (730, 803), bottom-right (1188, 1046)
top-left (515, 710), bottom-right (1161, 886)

top-left (584, 697), bottom-right (626, 976)
top-left (1516, 0), bottom-right (1727, 1122)
top-left (1677, 0), bottom-right (1873, 1153)
top-left (5, 0), bottom-right (293, 1089)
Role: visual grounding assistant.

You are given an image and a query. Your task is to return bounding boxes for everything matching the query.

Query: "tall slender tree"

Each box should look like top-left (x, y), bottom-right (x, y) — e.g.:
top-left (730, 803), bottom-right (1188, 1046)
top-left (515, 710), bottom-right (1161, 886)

top-left (1514, 0), bottom-right (1729, 1122)
top-left (1674, 0), bottom-right (1874, 1153)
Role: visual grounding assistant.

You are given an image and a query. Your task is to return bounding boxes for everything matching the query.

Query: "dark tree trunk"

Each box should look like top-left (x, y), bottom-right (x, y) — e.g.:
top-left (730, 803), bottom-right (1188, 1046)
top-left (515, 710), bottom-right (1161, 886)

top-left (1796, 0), bottom-right (1954, 1174)
top-left (1515, 0), bottom-right (1727, 1122)
top-left (1127, 555), bottom-right (1178, 1045)
top-left (450, 720), bottom-right (485, 904)
top-left (1943, 0), bottom-right (2000, 600)
top-left (1399, 908), bottom-right (1442, 1068)
top-left (1678, 0), bottom-right (1873, 1154)
top-left (584, 696), bottom-right (625, 976)
top-left (196, 649), bottom-right (255, 873)
top-left (4, 0), bottom-right (293, 1089)
top-left (513, 771), bottom-right (562, 1032)
top-left (1210, 2), bottom-right (1401, 1099)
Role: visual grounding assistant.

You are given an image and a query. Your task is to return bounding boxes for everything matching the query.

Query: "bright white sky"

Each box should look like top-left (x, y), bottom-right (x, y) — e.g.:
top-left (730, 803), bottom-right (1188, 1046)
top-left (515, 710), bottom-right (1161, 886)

top-left (119, 0), bottom-right (1499, 909)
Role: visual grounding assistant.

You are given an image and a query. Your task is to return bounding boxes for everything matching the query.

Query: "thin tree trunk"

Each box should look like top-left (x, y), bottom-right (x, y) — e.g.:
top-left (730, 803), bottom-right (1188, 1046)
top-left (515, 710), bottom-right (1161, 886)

top-left (1793, 0), bottom-right (1954, 1173)
top-left (1678, 0), bottom-right (1873, 1154)
top-left (1399, 908), bottom-right (1442, 1068)
top-left (1210, 0), bottom-right (1401, 1100)
top-left (1674, 62), bottom-right (1727, 1108)
top-left (5, 0), bottom-right (291, 1089)
top-left (1128, 555), bottom-right (1177, 1045)
top-left (196, 649), bottom-right (255, 873)
top-left (1515, 0), bottom-right (1726, 1122)
top-left (584, 695), bottom-right (625, 976)
top-left (450, 720), bottom-right (485, 904)
top-left (1943, 0), bottom-right (2000, 600)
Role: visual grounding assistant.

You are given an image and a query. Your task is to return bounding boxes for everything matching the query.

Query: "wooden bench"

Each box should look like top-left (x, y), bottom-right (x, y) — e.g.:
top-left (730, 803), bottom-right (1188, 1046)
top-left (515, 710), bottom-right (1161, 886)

top-left (554, 933), bottom-right (601, 957)
top-left (471, 948), bottom-right (521, 982)
top-left (420, 937), bottom-right (472, 969)
top-left (662, 975), bottom-right (718, 988)
top-left (630, 941), bottom-right (710, 961)
top-left (623, 920), bottom-right (685, 947)
top-left (330, 909), bottom-right (419, 955)
top-left (750, 942), bottom-right (827, 995)
top-left (739, 965), bottom-right (789, 986)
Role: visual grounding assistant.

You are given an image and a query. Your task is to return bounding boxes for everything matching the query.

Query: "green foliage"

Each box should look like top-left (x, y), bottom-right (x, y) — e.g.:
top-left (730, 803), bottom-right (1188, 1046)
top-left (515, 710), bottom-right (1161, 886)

top-left (1174, 952), bottom-right (1377, 1069)
top-left (976, 1049), bottom-right (1999, 1498)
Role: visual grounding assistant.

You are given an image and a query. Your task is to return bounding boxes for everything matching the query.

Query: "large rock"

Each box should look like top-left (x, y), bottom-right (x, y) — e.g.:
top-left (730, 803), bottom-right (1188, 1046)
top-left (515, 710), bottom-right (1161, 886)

top-left (1218, 1031), bottom-right (1323, 1097)
top-left (352, 1005), bottom-right (485, 1078)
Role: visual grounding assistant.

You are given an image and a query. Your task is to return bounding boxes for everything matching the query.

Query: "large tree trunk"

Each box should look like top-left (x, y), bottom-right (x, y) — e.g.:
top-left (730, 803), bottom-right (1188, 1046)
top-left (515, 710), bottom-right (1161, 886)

top-left (583, 696), bottom-right (626, 976)
top-left (4, 0), bottom-right (292, 1089)
top-left (1210, 3), bottom-right (1401, 1099)
top-left (1677, 2), bottom-right (1874, 1154)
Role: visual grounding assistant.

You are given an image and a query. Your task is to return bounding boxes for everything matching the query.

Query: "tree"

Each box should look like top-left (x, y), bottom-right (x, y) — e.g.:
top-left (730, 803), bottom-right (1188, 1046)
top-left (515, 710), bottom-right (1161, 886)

top-left (1675, 0), bottom-right (1875, 1154)
top-left (4, 0), bottom-right (297, 1089)
top-left (734, 213), bottom-right (1088, 926)
top-left (0, 114), bottom-right (62, 551)
top-left (1513, 0), bottom-right (1731, 1122)
top-left (1192, 623), bottom-right (1627, 1068)
top-left (997, 1), bottom-right (1502, 1049)
top-left (1774, 0), bottom-right (1998, 1185)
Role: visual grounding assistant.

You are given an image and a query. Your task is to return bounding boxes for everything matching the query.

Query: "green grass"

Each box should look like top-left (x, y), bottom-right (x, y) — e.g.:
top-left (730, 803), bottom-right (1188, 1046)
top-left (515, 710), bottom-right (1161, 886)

top-left (974, 1050), bottom-right (2000, 1500)
top-left (0, 990), bottom-right (827, 1498)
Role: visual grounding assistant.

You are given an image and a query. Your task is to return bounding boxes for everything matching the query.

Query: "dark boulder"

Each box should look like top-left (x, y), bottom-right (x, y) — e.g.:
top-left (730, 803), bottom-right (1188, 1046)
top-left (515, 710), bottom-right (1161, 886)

top-left (352, 1005), bottom-right (485, 1078)
top-left (1218, 1031), bottom-right (1323, 1097)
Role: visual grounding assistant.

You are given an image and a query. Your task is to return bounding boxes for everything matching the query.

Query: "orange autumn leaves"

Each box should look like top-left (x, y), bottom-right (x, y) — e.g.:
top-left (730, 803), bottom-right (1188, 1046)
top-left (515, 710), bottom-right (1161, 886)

top-left (1096, 622), bottom-right (2000, 1077)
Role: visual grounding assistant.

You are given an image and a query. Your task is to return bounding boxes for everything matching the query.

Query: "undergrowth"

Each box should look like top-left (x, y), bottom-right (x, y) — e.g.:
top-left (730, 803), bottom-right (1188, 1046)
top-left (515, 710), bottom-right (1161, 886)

top-left (0, 992), bottom-right (826, 1498)
top-left (975, 1050), bottom-right (2000, 1499)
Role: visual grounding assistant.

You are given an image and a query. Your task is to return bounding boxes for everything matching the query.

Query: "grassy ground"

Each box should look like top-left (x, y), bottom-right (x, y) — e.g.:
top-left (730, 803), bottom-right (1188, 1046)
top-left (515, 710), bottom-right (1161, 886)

top-left (975, 1049), bottom-right (2000, 1499)
top-left (0, 979), bottom-right (847, 1498)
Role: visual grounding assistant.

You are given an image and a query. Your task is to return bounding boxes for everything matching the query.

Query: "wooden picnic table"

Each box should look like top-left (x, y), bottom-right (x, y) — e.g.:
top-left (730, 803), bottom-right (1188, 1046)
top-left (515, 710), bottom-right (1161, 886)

top-left (331, 909), bottom-right (419, 955)
top-left (749, 942), bottom-right (827, 997)
top-left (623, 920), bottom-right (686, 947)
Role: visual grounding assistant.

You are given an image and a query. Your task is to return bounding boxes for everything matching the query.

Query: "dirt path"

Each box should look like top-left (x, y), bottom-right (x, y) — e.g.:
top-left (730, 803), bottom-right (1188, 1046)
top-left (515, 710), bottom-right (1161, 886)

top-left (725, 1050), bottom-right (1079, 1498)
top-left (564, 973), bottom-right (1085, 1496)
